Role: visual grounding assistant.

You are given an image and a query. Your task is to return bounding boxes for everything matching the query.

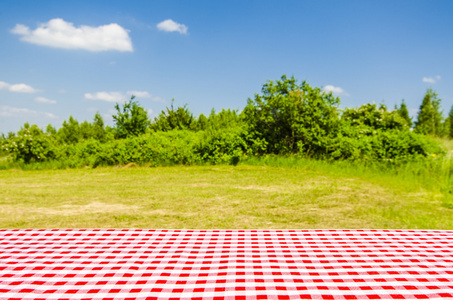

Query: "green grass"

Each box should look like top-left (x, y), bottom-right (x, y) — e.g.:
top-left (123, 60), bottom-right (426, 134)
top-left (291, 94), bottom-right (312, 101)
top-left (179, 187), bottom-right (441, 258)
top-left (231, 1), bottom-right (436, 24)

top-left (1, 161), bottom-right (452, 229)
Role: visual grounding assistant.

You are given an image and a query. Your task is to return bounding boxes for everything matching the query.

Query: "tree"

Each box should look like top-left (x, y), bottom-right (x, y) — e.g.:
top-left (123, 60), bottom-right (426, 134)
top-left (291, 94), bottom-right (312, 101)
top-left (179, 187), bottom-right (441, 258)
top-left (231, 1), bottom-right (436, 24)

top-left (207, 109), bottom-right (242, 130)
top-left (151, 100), bottom-right (195, 131)
top-left (79, 121), bottom-right (93, 140)
top-left (242, 75), bottom-right (340, 154)
top-left (91, 112), bottom-right (109, 142)
top-left (414, 89), bottom-right (444, 136)
top-left (4, 123), bottom-right (57, 163)
top-left (196, 113), bottom-right (208, 131)
top-left (342, 103), bottom-right (408, 131)
top-left (447, 105), bottom-right (453, 138)
top-left (58, 116), bottom-right (81, 144)
top-left (113, 95), bottom-right (149, 138)
top-left (396, 99), bottom-right (412, 127)
top-left (45, 124), bottom-right (57, 136)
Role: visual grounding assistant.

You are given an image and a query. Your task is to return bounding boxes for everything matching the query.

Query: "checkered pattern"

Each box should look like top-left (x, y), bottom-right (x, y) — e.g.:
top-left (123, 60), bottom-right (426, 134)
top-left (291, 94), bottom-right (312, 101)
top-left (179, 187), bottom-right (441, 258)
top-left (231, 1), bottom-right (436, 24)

top-left (0, 229), bottom-right (452, 299)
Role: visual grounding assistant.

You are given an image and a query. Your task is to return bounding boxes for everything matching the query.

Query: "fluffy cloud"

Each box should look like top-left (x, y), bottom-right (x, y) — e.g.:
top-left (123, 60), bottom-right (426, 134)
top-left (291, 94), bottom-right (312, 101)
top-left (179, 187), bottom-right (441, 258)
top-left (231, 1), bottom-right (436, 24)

top-left (157, 19), bottom-right (188, 34)
top-left (0, 81), bottom-right (38, 93)
top-left (85, 91), bottom-right (164, 103)
top-left (0, 82), bottom-right (10, 90)
top-left (11, 18), bottom-right (133, 52)
top-left (10, 83), bottom-right (38, 93)
top-left (84, 91), bottom-right (125, 103)
top-left (323, 85), bottom-right (348, 96)
top-left (129, 91), bottom-right (166, 103)
top-left (0, 105), bottom-right (58, 119)
top-left (35, 96), bottom-right (57, 104)
top-left (422, 76), bottom-right (441, 84)
top-left (127, 91), bottom-right (151, 98)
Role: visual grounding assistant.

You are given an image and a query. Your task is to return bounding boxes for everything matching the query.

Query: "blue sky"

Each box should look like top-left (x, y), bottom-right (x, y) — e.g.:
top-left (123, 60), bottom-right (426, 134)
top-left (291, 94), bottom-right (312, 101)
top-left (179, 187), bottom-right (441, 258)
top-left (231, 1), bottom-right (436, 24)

top-left (1, 0), bottom-right (452, 134)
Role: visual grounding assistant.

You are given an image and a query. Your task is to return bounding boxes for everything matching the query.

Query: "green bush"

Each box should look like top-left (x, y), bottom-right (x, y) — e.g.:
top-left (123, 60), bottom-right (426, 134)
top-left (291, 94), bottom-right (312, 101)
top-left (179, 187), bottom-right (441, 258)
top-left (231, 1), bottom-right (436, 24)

top-left (151, 102), bottom-right (196, 132)
top-left (50, 128), bottom-right (261, 168)
top-left (341, 103), bottom-right (409, 131)
top-left (1, 75), bottom-right (449, 170)
top-left (113, 96), bottom-right (149, 138)
top-left (242, 75), bottom-right (340, 154)
top-left (0, 124), bottom-right (58, 163)
top-left (327, 124), bottom-right (444, 163)
top-left (196, 127), bottom-right (249, 164)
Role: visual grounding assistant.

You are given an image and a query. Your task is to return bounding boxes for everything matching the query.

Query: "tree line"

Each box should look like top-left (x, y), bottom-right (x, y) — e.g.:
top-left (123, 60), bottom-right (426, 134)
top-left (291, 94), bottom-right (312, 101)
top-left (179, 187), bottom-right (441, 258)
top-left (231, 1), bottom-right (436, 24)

top-left (0, 75), bottom-right (451, 167)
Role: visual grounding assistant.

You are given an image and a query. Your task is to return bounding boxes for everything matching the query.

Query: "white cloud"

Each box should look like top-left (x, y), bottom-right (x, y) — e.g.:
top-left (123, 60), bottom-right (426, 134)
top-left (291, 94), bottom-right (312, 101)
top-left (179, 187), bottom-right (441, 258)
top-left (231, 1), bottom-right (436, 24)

top-left (323, 85), bottom-right (349, 96)
top-left (147, 108), bottom-right (153, 115)
top-left (11, 18), bottom-right (133, 52)
top-left (85, 90), bottom-right (163, 103)
top-left (85, 91), bottom-right (125, 103)
top-left (129, 91), bottom-right (166, 103)
top-left (422, 76), bottom-right (441, 84)
top-left (127, 91), bottom-right (151, 98)
top-left (0, 105), bottom-right (58, 119)
top-left (35, 96), bottom-right (57, 104)
top-left (0, 81), bottom-right (38, 93)
top-left (157, 19), bottom-right (188, 34)
top-left (11, 24), bottom-right (30, 35)
top-left (9, 83), bottom-right (38, 93)
top-left (0, 81), bottom-right (10, 90)
top-left (422, 77), bottom-right (435, 83)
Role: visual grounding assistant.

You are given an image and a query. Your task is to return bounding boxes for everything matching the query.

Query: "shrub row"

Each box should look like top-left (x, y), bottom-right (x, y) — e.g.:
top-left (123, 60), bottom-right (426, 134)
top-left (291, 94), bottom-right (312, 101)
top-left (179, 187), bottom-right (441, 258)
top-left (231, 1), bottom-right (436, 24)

top-left (0, 75), bottom-right (447, 168)
top-left (1, 125), bottom-right (443, 168)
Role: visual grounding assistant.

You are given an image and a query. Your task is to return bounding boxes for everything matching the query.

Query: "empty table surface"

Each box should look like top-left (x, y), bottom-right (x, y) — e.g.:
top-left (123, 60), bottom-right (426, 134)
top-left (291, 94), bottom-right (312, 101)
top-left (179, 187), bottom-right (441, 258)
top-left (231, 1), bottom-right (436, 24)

top-left (0, 229), bottom-right (452, 299)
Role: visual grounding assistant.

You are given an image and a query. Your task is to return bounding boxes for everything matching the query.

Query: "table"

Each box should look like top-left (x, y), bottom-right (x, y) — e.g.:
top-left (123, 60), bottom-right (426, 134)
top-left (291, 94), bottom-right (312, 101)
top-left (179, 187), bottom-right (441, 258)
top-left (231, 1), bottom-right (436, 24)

top-left (0, 229), bottom-right (452, 299)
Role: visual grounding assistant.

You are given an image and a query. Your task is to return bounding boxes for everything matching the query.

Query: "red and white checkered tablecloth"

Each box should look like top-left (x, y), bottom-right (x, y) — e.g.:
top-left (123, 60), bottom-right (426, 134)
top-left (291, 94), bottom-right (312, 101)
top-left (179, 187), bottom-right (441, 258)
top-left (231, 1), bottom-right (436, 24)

top-left (0, 229), bottom-right (452, 299)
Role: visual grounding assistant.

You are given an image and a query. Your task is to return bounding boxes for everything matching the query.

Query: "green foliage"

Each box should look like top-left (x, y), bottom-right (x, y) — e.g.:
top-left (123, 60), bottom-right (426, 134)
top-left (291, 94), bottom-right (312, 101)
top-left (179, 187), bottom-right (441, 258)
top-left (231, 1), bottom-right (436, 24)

top-left (79, 121), bottom-right (93, 140)
top-left (206, 109), bottom-right (243, 130)
top-left (54, 128), bottom-right (256, 168)
top-left (447, 105), bottom-right (453, 139)
top-left (328, 123), bottom-right (444, 163)
top-left (56, 114), bottom-right (112, 144)
top-left (91, 112), bottom-right (113, 142)
top-left (242, 75), bottom-right (340, 154)
top-left (196, 113), bottom-right (209, 131)
top-left (57, 116), bottom-right (81, 144)
top-left (414, 89), bottom-right (444, 136)
top-left (113, 96), bottom-right (149, 138)
top-left (151, 101), bottom-right (196, 131)
top-left (196, 127), bottom-right (248, 165)
top-left (396, 99), bottom-right (412, 127)
top-left (1, 75), bottom-right (449, 171)
top-left (46, 124), bottom-right (57, 136)
top-left (58, 130), bottom-right (211, 167)
top-left (342, 103), bottom-right (409, 131)
top-left (150, 103), bottom-right (243, 133)
top-left (332, 103), bottom-right (441, 162)
top-left (1, 123), bottom-right (57, 163)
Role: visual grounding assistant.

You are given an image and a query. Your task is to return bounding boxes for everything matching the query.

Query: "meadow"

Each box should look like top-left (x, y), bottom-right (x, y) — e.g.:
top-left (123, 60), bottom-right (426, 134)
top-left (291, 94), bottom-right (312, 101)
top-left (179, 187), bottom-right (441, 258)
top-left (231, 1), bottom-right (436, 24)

top-left (1, 76), bottom-right (451, 229)
top-left (1, 154), bottom-right (452, 229)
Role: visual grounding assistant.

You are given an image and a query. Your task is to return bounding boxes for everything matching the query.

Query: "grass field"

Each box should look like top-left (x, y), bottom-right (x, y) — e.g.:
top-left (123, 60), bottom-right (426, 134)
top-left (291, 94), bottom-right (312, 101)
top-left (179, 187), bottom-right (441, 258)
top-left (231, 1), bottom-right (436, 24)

top-left (1, 162), bottom-right (452, 229)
